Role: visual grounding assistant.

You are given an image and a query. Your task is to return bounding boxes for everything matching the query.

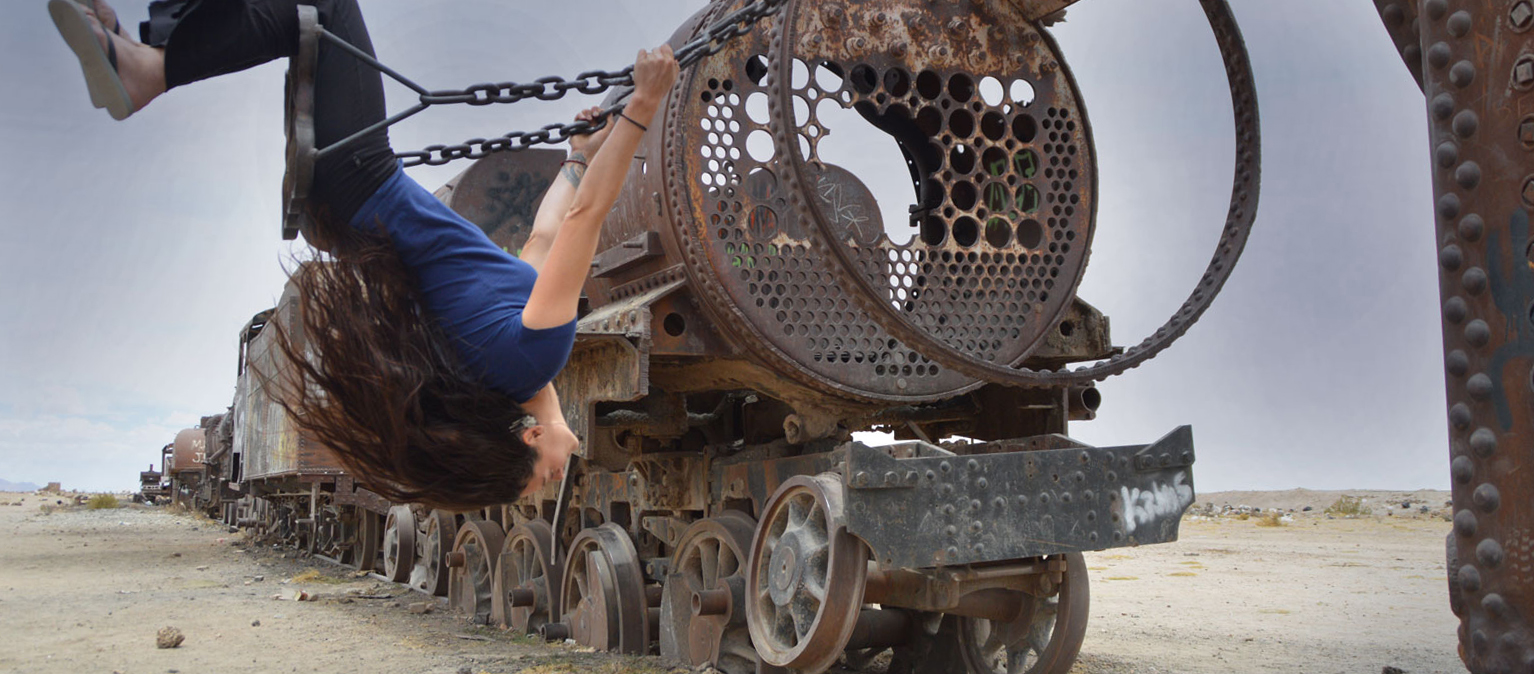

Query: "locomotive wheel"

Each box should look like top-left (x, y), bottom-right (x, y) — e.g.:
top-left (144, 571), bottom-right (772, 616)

top-left (448, 520), bottom-right (507, 624)
top-left (746, 474), bottom-right (867, 674)
top-left (659, 513), bottom-right (757, 674)
top-left (493, 521), bottom-right (563, 634)
top-left (559, 522), bottom-right (648, 654)
top-left (411, 509), bottom-right (457, 596)
top-left (382, 506), bottom-right (417, 583)
top-left (357, 509), bottom-right (383, 573)
top-left (956, 553), bottom-right (1090, 674)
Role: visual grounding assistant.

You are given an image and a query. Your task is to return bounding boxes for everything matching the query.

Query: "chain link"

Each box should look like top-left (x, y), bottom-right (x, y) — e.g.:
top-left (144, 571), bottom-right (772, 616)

top-left (397, 0), bottom-right (785, 168)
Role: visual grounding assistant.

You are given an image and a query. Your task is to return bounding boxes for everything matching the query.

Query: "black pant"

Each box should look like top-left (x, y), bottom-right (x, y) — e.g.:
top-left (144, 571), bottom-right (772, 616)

top-left (143, 0), bottom-right (396, 226)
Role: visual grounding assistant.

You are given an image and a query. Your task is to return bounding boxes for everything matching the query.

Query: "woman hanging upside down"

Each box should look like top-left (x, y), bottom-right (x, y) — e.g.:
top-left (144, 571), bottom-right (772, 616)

top-left (49, 0), bottom-right (680, 509)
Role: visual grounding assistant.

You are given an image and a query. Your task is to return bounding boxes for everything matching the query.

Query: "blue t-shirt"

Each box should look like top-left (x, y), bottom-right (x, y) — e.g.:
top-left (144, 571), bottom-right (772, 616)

top-left (349, 168), bottom-right (578, 403)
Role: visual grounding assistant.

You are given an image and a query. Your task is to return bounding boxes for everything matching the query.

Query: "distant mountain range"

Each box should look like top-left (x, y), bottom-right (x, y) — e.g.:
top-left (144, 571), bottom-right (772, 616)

top-left (0, 479), bottom-right (40, 492)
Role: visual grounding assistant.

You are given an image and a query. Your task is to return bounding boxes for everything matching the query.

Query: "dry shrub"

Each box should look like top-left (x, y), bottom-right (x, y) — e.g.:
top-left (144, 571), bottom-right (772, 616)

top-left (87, 494), bottom-right (120, 510)
top-left (1255, 512), bottom-right (1286, 527)
top-left (1325, 495), bottom-right (1371, 517)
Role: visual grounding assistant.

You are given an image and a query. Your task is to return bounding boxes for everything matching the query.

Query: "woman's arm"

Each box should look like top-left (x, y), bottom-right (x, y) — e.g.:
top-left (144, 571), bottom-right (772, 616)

top-left (519, 107), bottom-right (613, 272)
top-left (521, 45), bottom-right (678, 330)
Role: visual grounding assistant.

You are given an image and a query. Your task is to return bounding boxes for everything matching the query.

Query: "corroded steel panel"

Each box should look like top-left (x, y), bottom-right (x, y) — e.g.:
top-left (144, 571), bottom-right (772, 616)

top-left (169, 428), bottom-right (205, 474)
top-left (1379, 0), bottom-right (1534, 669)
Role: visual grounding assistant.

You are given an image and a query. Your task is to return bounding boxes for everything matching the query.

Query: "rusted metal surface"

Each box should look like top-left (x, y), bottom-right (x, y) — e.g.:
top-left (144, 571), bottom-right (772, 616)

top-left (168, 428), bottom-right (205, 474)
top-left (558, 523), bottom-right (650, 654)
top-left (235, 277), bottom-right (345, 483)
top-left (1376, 1), bottom-right (1534, 670)
top-left (448, 520), bottom-right (506, 625)
top-left (658, 514), bottom-right (757, 674)
top-left (495, 521), bottom-right (563, 634)
top-left (433, 148), bottom-right (564, 254)
top-left (745, 474), bottom-right (868, 673)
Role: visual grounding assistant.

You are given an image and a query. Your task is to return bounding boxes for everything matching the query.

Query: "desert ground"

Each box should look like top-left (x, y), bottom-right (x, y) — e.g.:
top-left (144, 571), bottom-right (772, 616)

top-left (0, 489), bottom-right (1464, 674)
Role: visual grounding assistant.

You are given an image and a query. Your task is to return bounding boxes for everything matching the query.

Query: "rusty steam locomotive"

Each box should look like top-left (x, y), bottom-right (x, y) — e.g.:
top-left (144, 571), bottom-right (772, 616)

top-left (147, 0), bottom-right (1534, 672)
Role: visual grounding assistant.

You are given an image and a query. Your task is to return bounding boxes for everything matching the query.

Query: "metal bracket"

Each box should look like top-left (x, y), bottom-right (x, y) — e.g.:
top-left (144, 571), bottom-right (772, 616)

top-left (844, 426), bottom-right (1196, 569)
top-left (280, 5), bottom-right (320, 243)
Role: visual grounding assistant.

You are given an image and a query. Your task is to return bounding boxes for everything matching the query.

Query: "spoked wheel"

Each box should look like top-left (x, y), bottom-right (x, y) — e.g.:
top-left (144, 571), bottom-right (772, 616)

top-left (493, 521), bottom-right (563, 634)
top-left (382, 506), bottom-right (417, 583)
top-left (448, 520), bottom-right (507, 624)
top-left (559, 522), bottom-right (649, 654)
top-left (357, 509), bottom-right (383, 573)
top-left (659, 513), bottom-right (758, 674)
top-left (956, 553), bottom-right (1090, 674)
top-left (746, 474), bottom-right (868, 674)
top-left (410, 509), bottom-right (457, 596)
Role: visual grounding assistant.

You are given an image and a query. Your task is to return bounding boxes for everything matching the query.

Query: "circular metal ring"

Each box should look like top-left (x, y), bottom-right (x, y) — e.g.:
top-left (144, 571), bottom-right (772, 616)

top-left (493, 521), bottom-right (564, 634)
top-left (746, 474), bottom-right (867, 672)
top-left (448, 520), bottom-right (508, 625)
top-left (659, 513), bottom-right (758, 673)
top-left (382, 505), bottom-right (417, 583)
top-left (559, 522), bottom-right (649, 654)
top-left (411, 509), bottom-right (457, 597)
top-left (956, 552), bottom-right (1090, 674)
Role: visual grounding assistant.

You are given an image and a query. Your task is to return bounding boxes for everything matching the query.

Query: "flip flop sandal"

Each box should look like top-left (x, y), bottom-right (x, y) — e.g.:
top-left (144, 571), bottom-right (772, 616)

top-left (73, 0), bottom-right (129, 39)
top-left (49, 0), bottom-right (133, 120)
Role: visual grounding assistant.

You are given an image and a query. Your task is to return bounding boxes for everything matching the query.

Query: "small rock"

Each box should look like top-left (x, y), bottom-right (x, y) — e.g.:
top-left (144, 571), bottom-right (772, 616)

top-left (253, 575), bottom-right (264, 582)
top-left (408, 601), bottom-right (434, 615)
top-left (155, 626), bottom-right (185, 649)
top-left (170, 553), bottom-right (181, 558)
top-left (195, 566), bottom-right (208, 571)
top-left (1301, 506), bottom-right (1313, 512)
top-left (1419, 506), bottom-right (1431, 514)
top-left (1400, 502), bottom-right (1412, 509)
top-left (1382, 667), bottom-right (1405, 674)
top-left (458, 667), bottom-right (474, 674)
top-left (251, 620), bottom-right (260, 627)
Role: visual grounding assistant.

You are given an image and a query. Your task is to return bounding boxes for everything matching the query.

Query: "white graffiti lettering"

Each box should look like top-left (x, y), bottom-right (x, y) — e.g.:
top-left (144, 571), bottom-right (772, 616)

top-left (1120, 472), bottom-right (1194, 534)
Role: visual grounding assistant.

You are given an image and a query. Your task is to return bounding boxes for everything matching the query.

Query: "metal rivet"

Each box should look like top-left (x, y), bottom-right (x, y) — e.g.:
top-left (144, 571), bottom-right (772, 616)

top-left (1458, 214), bottom-right (1484, 241)
top-left (1463, 267), bottom-right (1488, 295)
top-left (1427, 42), bottom-right (1452, 68)
top-left (1465, 319), bottom-right (1491, 347)
top-left (925, 470), bottom-right (937, 481)
top-left (1438, 193), bottom-right (1461, 220)
top-left (1447, 350), bottom-right (1470, 377)
top-left (1473, 483), bottom-right (1501, 512)
top-left (969, 499), bottom-right (982, 512)
top-left (1455, 162), bottom-right (1482, 189)
top-left (1088, 531), bottom-right (1098, 542)
top-left (1516, 56), bottom-right (1534, 89)
top-left (939, 461), bottom-right (952, 473)
top-left (1470, 428), bottom-right (1498, 456)
top-left (992, 497), bottom-right (1006, 509)
top-left (1441, 245), bottom-right (1464, 271)
top-left (1459, 564), bottom-right (1482, 592)
top-left (1467, 373), bottom-right (1494, 399)
top-left (1015, 494), bottom-right (1028, 506)
top-left (1450, 61), bottom-right (1477, 88)
top-left (883, 471), bottom-right (898, 486)
top-left (1446, 11), bottom-right (1473, 36)
top-left (1523, 176), bottom-right (1534, 207)
top-left (1515, 1), bottom-right (1534, 30)
top-left (1453, 110), bottom-right (1479, 138)
top-left (1477, 538), bottom-right (1505, 567)
top-left (945, 524), bottom-right (957, 536)
top-left (853, 472), bottom-right (870, 487)
top-left (1483, 593), bottom-right (1509, 617)
top-left (966, 459), bottom-right (980, 472)
top-left (1430, 93), bottom-right (1455, 120)
top-left (968, 521), bottom-right (981, 533)
top-left (1402, 43), bottom-right (1422, 67)
top-left (1435, 141), bottom-right (1459, 168)
top-left (1445, 297), bottom-right (1469, 324)
top-left (1451, 456), bottom-right (1475, 485)
top-left (972, 543), bottom-right (985, 554)
top-left (1454, 507), bottom-right (1477, 535)
top-left (943, 504), bottom-right (956, 516)
top-left (1382, 3), bottom-right (1405, 25)
top-left (975, 477), bottom-right (988, 490)
top-left (1425, 0), bottom-right (1448, 20)
top-left (1039, 492), bottom-right (1051, 504)
top-left (1450, 403), bottom-right (1474, 429)
top-left (946, 546), bottom-right (959, 557)
top-left (1472, 630), bottom-right (1490, 653)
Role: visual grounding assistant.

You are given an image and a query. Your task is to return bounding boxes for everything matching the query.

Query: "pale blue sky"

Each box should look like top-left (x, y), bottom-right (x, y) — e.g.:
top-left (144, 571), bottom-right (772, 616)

top-left (0, 1), bottom-right (1444, 492)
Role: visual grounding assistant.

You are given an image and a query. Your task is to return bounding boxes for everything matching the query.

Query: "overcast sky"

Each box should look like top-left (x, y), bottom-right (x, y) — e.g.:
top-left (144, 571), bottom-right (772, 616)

top-left (0, 0), bottom-right (1445, 493)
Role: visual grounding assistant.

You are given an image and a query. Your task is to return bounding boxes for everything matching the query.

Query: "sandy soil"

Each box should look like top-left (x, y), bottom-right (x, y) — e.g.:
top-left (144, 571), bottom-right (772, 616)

top-left (0, 490), bottom-right (1465, 674)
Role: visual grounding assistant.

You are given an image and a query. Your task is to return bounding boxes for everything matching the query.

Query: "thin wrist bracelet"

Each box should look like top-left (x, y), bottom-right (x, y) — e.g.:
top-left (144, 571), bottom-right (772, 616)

top-left (618, 111), bottom-right (649, 132)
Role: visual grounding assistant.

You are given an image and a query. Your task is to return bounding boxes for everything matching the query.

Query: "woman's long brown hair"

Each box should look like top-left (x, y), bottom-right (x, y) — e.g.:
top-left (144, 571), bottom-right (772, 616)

top-left (268, 219), bottom-right (536, 512)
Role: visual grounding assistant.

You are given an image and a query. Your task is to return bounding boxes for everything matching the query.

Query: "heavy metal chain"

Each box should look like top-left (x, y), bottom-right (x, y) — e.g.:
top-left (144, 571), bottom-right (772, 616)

top-left (395, 0), bottom-right (786, 167)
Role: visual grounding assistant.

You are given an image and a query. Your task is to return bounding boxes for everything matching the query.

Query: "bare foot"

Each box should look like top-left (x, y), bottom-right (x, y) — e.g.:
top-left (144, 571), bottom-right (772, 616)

top-left (78, 0), bottom-right (130, 39)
